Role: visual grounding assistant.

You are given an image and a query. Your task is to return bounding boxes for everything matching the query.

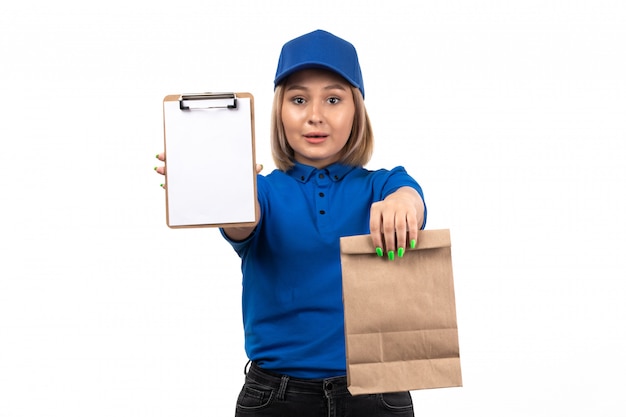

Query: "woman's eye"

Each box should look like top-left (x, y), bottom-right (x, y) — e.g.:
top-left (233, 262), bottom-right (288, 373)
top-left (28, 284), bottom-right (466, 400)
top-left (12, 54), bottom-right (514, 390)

top-left (328, 97), bottom-right (340, 104)
top-left (292, 97), bottom-right (305, 104)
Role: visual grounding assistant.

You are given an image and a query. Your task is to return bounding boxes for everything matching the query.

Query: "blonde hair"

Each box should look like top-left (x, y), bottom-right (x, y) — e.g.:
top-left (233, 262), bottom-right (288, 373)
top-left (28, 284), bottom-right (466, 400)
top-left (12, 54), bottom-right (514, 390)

top-left (270, 84), bottom-right (374, 171)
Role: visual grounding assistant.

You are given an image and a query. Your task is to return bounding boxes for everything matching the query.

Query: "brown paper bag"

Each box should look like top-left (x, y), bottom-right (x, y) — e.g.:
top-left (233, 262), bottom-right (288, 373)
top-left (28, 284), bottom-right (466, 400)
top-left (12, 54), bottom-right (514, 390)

top-left (340, 229), bottom-right (462, 395)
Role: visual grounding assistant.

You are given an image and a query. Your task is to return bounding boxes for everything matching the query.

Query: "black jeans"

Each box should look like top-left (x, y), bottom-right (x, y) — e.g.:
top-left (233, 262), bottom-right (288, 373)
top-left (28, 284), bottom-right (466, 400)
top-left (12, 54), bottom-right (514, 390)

top-left (235, 362), bottom-right (414, 417)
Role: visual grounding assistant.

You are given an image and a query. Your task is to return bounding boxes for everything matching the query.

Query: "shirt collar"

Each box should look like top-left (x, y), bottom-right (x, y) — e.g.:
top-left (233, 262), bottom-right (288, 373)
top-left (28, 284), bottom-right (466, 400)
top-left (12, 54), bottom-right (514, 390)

top-left (287, 161), bottom-right (356, 183)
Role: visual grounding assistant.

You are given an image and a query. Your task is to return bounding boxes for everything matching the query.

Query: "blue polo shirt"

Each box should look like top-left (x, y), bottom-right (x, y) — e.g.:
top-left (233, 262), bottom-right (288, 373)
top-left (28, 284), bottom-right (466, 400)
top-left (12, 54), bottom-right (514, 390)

top-left (221, 162), bottom-right (426, 379)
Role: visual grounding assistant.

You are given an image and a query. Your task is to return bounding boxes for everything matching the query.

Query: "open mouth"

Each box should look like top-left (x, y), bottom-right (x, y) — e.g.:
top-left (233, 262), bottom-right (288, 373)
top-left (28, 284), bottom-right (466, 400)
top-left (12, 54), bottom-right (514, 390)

top-left (304, 134), bottom-right (328, 143)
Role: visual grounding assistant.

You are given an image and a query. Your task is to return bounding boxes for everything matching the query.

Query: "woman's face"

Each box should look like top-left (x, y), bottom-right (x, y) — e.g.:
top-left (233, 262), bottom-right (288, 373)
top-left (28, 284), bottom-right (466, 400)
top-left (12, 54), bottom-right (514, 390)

top-left (281, 68), bottom-right (355, 169)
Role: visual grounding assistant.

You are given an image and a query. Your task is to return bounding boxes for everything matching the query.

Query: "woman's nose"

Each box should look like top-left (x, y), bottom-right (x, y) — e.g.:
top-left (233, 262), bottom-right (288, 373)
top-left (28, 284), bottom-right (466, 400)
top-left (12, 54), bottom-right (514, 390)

top-left (307, 101), bottom-right (323, 124)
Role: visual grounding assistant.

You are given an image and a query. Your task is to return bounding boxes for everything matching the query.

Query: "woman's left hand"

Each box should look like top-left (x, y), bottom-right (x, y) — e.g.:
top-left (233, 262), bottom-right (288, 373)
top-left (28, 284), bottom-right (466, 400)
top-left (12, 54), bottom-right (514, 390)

top-left (369, 187), bottom-right (424, 260)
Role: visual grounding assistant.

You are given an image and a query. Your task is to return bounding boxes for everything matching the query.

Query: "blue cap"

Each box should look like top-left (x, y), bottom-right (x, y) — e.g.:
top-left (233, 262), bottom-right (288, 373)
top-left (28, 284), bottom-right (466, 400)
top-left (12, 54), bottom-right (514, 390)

top-left (274, 29), bottom-right (365, 98)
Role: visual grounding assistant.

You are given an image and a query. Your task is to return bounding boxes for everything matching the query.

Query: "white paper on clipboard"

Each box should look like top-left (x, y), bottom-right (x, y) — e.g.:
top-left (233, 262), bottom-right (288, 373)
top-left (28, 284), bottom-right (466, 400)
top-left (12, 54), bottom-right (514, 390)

top-left (162, 92), bottom-right (257, 228)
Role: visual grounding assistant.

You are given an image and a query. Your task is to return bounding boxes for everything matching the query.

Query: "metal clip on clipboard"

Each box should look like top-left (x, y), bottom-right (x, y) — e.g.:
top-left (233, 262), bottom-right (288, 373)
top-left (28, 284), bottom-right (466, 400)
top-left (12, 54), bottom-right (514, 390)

top-left (179, 93), bottom-right (238, 110)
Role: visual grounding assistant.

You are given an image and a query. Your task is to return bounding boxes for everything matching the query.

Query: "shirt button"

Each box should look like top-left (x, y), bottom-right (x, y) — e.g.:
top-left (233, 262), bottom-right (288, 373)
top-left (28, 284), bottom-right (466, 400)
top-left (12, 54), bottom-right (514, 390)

top-left (318, 173), bottom-right (325, 179)
top-left (319, 192), bottom-right (325, 197)
top-left (319, 210), bottom-right (326, 215)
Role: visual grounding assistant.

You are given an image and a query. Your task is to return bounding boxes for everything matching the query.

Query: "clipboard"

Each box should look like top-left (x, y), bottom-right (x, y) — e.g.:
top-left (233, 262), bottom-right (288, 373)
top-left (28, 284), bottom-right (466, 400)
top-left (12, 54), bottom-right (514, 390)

top-left (162, 92), bottom-right (257, 228)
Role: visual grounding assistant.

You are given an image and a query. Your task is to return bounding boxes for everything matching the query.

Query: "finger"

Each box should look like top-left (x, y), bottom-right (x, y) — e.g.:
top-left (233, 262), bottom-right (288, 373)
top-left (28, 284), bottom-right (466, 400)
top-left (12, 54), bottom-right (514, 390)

top-left (154, 152), bottom-right (166, 176)
top-left (394, 213), bottom-right (408, 258)
top-left (407, 212), bottom-right (420, 250)
top-left (255, 163), bottom-right (264, 174)
top-left (369, 204), bottom-right (384, 257)
top-left (382, 213), bottom-right (397, 260)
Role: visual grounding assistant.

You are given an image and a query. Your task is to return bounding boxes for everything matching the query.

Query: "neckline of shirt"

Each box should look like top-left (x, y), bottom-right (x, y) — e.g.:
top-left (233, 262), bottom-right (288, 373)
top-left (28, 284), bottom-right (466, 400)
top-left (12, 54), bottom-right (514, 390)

top-left (287, 162), bottom-right (356, 183)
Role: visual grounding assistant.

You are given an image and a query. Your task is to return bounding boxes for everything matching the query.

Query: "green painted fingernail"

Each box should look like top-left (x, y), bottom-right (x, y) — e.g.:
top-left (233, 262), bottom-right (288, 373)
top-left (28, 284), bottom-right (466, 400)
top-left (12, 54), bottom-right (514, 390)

top-left (410, 239), bottom-right (416, 249)
top-left (398, 247), bottom-right (405, 258)
top-left (376, 247), bottom-right (383, 257)
top-left (160, 184), bottom-right (164, 188)
top-left (388, 250), bottom-right (394, 261)
top-left (154, 166), bottom-right (157, 170)
top-left (156, 154), bottom-right (160, 158)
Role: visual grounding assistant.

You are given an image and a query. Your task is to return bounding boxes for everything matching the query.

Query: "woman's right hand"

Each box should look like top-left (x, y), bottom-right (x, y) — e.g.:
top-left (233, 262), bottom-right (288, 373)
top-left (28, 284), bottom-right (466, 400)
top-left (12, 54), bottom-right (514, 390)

top-left (156, 149), bottom-right (263, 240)
top-left (155, 152), bottom-right (166, 189)
top-left (155, 150), bottom-right (264, 199)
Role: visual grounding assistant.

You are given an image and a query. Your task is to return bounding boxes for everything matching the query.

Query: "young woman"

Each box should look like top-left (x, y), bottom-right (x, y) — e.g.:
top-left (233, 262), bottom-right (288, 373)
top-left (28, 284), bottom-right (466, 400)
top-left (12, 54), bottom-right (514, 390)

top-left (156, 29), bottom-right (426, 417)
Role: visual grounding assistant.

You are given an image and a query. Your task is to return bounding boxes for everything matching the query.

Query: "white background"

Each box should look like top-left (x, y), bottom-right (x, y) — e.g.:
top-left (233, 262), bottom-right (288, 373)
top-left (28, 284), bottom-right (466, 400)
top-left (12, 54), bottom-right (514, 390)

top-left (1, 1), bottom-right (625, 416)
